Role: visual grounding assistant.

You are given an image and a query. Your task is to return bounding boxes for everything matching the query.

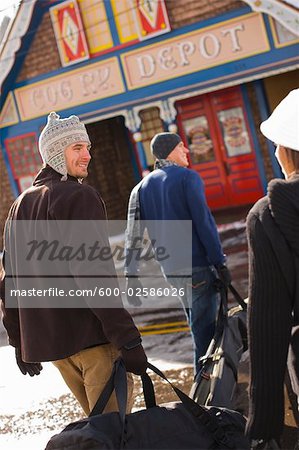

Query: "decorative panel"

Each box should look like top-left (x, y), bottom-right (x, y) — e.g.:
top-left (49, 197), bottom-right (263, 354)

top-left (134, 0), bottom-right (171, 40)
top-left (270, 17), bottom-right (299, 48)
top-left (78, 0), bottom-right (113, 53)
top-left (5, 133), bottom-right (42, 191)
top-left (111, 0), bottom-right (139, 43)
top-left (50, 0), bottom-right (90, 67)
top-left (0, 92), bottom-right (19, 129)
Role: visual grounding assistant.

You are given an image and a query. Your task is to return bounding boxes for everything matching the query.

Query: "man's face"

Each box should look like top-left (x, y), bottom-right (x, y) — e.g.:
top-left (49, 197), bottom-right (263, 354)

top-left (64, 141), bottom-right (91, 178)
top-left (167, 141), bottom-right (189, 167)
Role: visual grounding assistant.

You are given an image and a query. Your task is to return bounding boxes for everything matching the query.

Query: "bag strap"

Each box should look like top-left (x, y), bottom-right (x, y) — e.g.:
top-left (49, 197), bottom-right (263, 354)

top-left (199, 283), bottom-right (246, 367)
top-left (199, 285), bottom-right (227, 364)
top-left (89, 358), bottom-right (127, 421)
top-left (229, 284), bottom-right (247, 311)
top-left (89, 358), bottom-right (127, 450)
top-left (141, 372), bottom-right (157, 408)
top-left (146, 362), bottom-right (234, 449)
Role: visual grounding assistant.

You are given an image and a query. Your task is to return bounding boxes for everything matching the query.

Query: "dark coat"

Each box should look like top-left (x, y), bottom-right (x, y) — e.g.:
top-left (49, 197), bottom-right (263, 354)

top-left (0, 166), bottom-right (140, 362)
top-left (246, 174), bottom-right (299, 440)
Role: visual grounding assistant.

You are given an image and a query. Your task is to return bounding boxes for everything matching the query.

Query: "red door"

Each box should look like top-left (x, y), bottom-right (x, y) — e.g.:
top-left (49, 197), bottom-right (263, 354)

top-left (176, 86), bottom-right (264, 210)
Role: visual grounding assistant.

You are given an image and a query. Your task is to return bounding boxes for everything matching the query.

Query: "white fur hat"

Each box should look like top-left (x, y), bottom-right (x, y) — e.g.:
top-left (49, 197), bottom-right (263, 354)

top-left (260, 88), bottom-right (299, 151)
top-left (38, 112), bottom-right (91, 176)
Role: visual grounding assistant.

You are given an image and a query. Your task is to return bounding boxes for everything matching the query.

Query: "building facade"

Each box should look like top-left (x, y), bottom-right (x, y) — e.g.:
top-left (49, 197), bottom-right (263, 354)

top-left (0, 0), bottom-right (298, 235)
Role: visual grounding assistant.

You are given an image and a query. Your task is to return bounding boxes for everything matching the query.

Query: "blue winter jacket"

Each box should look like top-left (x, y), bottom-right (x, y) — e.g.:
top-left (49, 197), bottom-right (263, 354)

top-left (138, 165), bottom-right (225, 274)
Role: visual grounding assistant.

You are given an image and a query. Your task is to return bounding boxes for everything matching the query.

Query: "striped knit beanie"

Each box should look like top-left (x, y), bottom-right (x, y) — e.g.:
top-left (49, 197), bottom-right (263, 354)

top-left (38, 112), bottom-right (91, 177)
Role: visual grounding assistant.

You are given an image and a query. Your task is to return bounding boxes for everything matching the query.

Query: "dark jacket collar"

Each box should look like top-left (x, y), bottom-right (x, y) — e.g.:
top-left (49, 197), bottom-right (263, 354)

top-left (33, 165), bottom-right (79, 186)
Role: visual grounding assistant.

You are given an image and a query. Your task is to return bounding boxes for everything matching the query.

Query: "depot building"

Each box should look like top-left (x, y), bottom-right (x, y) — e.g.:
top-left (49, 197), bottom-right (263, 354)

top-left (0, 0), bottom-right (298, 232)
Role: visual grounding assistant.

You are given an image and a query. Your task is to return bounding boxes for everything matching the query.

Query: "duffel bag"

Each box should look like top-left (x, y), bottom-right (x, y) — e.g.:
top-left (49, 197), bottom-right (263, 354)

top-left (190, 283), bottom-right (248, 409)
top-left (46, 358), bottom-right (249, 450)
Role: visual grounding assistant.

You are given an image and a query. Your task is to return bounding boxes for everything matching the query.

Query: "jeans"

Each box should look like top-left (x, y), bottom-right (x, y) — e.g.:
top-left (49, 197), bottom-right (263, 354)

top-left (166, 266), bottom-right (219, 373)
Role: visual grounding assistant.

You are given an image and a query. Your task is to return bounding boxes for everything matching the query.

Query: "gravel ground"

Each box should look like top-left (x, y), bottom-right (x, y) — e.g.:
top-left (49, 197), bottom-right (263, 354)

top-left (0, 367), bottom-right (194, 439)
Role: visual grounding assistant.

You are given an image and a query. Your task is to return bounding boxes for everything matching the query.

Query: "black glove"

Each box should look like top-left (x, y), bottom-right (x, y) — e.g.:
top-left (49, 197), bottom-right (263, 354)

top-left (120, 340), bottom-right (148, 375)
top-left (126, 277), bottom-right (146, 307)
top-left (15, 348), bottom-right (43, 377)
top-left (215, 264), bottom-right (232, 288)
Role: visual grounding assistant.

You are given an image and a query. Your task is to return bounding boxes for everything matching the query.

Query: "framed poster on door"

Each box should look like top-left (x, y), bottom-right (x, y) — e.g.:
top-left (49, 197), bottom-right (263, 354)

top-left (177, 86), bottom-right (263, 209)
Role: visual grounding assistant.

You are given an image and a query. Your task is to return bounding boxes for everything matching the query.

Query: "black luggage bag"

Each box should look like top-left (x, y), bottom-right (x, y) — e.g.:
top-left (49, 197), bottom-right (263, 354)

top-left (46, 358), bottom-right (249, 450)
top-left (190, 284), bottom-right (248, 409)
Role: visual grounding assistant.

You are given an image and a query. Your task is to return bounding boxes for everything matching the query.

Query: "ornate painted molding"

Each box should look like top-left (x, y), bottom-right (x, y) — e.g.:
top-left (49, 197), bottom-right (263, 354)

top-left (242, 0), bottom-right (299, 36)
top-left (0, 91), bottom-right (19, 128)
top-left (0, 0), bottom-right (37, 92)
top-left (123, 109), bottom-right (140, 132)
top-left (162, 99), bottom-right (177, 124)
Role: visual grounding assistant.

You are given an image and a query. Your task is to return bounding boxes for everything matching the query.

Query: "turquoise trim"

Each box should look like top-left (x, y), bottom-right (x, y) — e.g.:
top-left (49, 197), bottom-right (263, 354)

top-left (126, 130), bottom-right (141, 182)
top-left (136, 141), bottom-right (148, 170)
top-left (104, 0), bottom-right (120, 46)
top-left (241, 84), bottom-right (268, 194)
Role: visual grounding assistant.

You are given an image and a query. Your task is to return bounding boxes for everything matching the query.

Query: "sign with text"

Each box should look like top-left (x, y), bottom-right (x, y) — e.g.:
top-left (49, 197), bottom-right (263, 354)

top-left (14, 58), bottom-right (125, 121)
top-left (121, 13), bottom-right (270, 90)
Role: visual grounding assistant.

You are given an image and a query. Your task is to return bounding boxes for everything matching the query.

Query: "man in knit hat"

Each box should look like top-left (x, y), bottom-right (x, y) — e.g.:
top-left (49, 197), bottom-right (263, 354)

top-left (0, 111), bottom-right (147, 415)
top-left (125, 132), bottom-right (231, 373)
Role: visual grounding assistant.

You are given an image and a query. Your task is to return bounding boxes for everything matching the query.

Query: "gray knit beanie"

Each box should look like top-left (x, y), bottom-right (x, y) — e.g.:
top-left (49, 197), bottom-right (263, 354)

top-left (38, 111), bottom-right (91, 177)
top-left (150, 132), bottom-right (182, 160)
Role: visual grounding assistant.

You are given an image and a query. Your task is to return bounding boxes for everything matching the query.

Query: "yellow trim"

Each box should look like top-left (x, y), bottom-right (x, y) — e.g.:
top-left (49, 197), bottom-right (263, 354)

top-left (269, 16), bottom-right (299, 49)
top-left (14, 58), bottom-right (125, 122)
top-left (111, 0), bottom-right (138, 43)
top-left (121, 12), bottom-right (271, 91)
top-left (138, 320), bottom-right (190, 335)
top-left (0, 92), bottom-right (19, 129)
top-left (139, 321), bottom-right (188, 331)
top-left (141, 328), bottom-right (190, 336)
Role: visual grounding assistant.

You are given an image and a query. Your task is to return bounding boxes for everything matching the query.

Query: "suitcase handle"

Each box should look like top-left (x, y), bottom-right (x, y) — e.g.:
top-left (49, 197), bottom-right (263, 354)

top-left (229, 284), bottom-right (247, 311)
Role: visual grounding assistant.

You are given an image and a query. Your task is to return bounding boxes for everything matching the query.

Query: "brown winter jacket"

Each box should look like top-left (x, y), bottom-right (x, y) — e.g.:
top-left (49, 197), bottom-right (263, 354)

top-left (0, 166), bottom-right (140, 362)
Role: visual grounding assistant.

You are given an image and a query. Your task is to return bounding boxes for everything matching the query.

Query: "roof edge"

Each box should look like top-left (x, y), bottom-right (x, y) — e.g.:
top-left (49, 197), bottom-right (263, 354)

top-left (0, 0), bottom-right (38, 93)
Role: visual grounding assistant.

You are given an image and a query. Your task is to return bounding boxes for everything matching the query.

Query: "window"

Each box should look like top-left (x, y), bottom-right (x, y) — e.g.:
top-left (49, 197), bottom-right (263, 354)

top-left (140, 107), bottom-right (164, 167)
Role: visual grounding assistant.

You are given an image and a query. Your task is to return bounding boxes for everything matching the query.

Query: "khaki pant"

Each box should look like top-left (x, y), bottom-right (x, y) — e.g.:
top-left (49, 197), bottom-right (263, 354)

top-left (53, 343), bottom-right (133, 416)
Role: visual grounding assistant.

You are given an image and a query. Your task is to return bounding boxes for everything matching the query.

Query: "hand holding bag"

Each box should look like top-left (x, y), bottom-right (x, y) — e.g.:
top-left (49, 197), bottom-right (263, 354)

top-left (46, 358), bottom-right (250, 450)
